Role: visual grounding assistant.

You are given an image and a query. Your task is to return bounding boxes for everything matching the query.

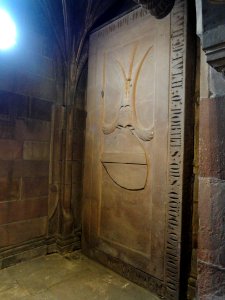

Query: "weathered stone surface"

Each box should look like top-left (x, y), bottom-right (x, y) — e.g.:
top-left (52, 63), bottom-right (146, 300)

top-left (0, 69), bottom-right (56, 102)
top-left (15, 119), bottom-right (51, 141)
top-left (0, 217), bottom-right (47, 248)
top-left (0, 253), bottom-right (160, 299)
top-left (198, 177), bottom-right (225, 267)
top-left (73, 109), bottom-right (87, 130)
top-left (1, 244), bottom-right (47, 270)
top-left (0, 91), bottom-right (29, 119)
top-left (0, 49), bottom-right (54, 79)
top-left (65, 161), bottom-right (72, 185)
top-left (13, 161), bottom-right (50, 178)
top-left (72, 161), bottom-right (83, 184)
top-left (199, 97), bottom-right (225, 179)
top-left (209, 67), bottom-right (225, 98)
top-left (22, 177), bottom-right (49, 199)
top-left (30, 98), bottom-right (52, 121)
top-left (0, 29), bottom-right (56, 262)
top-left (0, 198), bottom-right (48, 225)
top-left (23, 141), bottom-right (50, 161)
top-left (133, 0), bottom-right (175, 19)
top-left (0, 120), bottom-right (15, 139)
top-left (0, 160), bottom-right (49, 178)
top-left (51, 161), bottom-right (62, 184)
top-left (0, 177), bottom-right (20, 202)
top-left (73, 141), bottom-right (84, 161)
top-left (65, 129), bottom-right (73, 161)
top-left (198, 177), bottom-right (225, 299)
top-left (0, 140), bottom-right (22, 160)
top-left (198, 260), bottom-right (225, 300)
top-left (196, 0), bottom-right (225, 74)
top-left (0, 161), bottom-right (13, 177)
top-left (48, 184), bottom-right (59, 219)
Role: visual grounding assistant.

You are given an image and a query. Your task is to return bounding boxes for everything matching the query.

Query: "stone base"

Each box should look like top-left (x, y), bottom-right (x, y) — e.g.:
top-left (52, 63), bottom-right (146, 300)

top-left (0, 237), bottom-right (47, 269)
top-left (54, 234), bottom-right (81, 254)
top-left (0, 234), bottom-right (81, 270)
top-left (83, 248), bottom-right (165, 299)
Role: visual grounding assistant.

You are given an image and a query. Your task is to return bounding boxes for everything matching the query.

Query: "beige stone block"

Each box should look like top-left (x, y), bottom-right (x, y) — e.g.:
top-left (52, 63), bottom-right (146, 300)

top-left (23, 141), bottom-right (50, 161)
top-left (0, 177), bottom-right (21, 202)
top-left (22, 177), bottom-right (49, 199)
top-left (15, 119), bottom-right (51, 141)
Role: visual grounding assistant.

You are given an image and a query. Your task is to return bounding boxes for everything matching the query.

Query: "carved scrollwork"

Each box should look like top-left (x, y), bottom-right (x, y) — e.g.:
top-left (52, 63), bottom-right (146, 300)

top-left (132, 0), bottom-right (175, 19)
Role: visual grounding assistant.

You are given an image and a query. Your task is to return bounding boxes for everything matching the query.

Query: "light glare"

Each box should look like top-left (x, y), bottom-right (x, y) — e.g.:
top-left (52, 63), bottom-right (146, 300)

top-left (0, 9), bottom-right (16, 50)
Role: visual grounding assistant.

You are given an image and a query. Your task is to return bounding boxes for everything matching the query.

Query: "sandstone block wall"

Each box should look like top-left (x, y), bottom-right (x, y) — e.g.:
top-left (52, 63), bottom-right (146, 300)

top-left (198, 55), bottom-right (225, 299)
top-left (0, 32), bottom-right (56, 267)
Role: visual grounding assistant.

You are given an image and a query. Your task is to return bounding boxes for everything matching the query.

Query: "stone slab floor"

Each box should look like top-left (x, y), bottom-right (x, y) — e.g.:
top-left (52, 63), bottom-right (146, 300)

top-left (0, 252), bottom-right (160, 300)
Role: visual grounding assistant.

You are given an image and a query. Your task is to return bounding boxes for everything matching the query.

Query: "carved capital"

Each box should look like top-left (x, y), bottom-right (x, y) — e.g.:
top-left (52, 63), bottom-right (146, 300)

top-left (132, 0), bottom-right (175, 19)
top-left (196, 0), bottom-right (225, 73)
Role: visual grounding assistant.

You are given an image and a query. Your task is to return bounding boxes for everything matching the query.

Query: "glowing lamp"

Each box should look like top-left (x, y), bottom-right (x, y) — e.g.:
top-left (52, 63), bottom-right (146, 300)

top-left (0, 8), bottom-right (16, 50)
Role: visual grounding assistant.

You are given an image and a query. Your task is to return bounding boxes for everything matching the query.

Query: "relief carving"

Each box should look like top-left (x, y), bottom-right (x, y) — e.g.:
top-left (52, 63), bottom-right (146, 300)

top-left (83, 2), bottom-right (189, 298)
top-left (101, 43), bottom-right (154, 190)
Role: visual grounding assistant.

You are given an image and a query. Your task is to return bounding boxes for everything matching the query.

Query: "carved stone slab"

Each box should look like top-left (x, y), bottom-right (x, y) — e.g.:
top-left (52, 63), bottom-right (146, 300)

top-left (82, 2), bottom-right (187, 299)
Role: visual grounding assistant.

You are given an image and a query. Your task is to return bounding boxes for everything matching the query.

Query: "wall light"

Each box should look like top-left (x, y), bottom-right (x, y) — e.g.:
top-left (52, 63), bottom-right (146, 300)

top-left (0, 8), bottom-right (16, 50)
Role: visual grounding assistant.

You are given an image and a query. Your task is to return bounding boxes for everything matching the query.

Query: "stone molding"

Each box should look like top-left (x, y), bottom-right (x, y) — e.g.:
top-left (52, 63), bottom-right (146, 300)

top-left (196, 0), bottom-right (225, 75)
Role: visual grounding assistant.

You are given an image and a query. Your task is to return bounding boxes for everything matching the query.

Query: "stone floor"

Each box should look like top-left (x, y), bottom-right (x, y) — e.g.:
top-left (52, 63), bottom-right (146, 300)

top-left (0, 252), bottom-right (160, 300)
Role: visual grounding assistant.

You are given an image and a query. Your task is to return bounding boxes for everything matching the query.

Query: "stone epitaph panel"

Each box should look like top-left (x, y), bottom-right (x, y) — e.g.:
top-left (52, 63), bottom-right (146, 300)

top-left (83, 2), bottom-right (188, 299)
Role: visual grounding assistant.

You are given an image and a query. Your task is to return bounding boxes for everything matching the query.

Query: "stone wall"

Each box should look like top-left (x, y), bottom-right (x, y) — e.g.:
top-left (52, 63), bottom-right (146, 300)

top-left (198, 51), bottom-right (225, 299)
top-left (0, 32), bottom-right (57, 268)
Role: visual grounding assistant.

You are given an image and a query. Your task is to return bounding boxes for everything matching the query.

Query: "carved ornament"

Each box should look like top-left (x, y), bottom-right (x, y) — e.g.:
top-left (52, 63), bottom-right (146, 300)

top-left (101, 42), bottom-right (154, 190)
top-left (132, 0), bottom-right (175, 18)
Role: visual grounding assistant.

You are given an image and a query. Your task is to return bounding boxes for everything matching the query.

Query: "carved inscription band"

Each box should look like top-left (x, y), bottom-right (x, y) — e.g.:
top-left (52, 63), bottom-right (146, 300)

top-left (166, 0), bottom-right (186, 299)
top-left (132, 0), bottom-right (175, 19)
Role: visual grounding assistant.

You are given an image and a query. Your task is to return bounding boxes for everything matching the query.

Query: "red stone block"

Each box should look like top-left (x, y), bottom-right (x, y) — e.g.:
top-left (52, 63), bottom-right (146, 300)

top-left (198, 177), bottom-right (225, 268)
top-left (199, 97), bottom-right (225, 179)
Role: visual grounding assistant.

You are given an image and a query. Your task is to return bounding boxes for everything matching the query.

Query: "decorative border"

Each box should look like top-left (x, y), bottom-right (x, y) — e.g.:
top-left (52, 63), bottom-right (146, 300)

top-left (94, 8), bottom-right (149, 39)
top-left (166, 0), bottom-right (186, 299)
top-left (89, 248), bottom-right (165, 297)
